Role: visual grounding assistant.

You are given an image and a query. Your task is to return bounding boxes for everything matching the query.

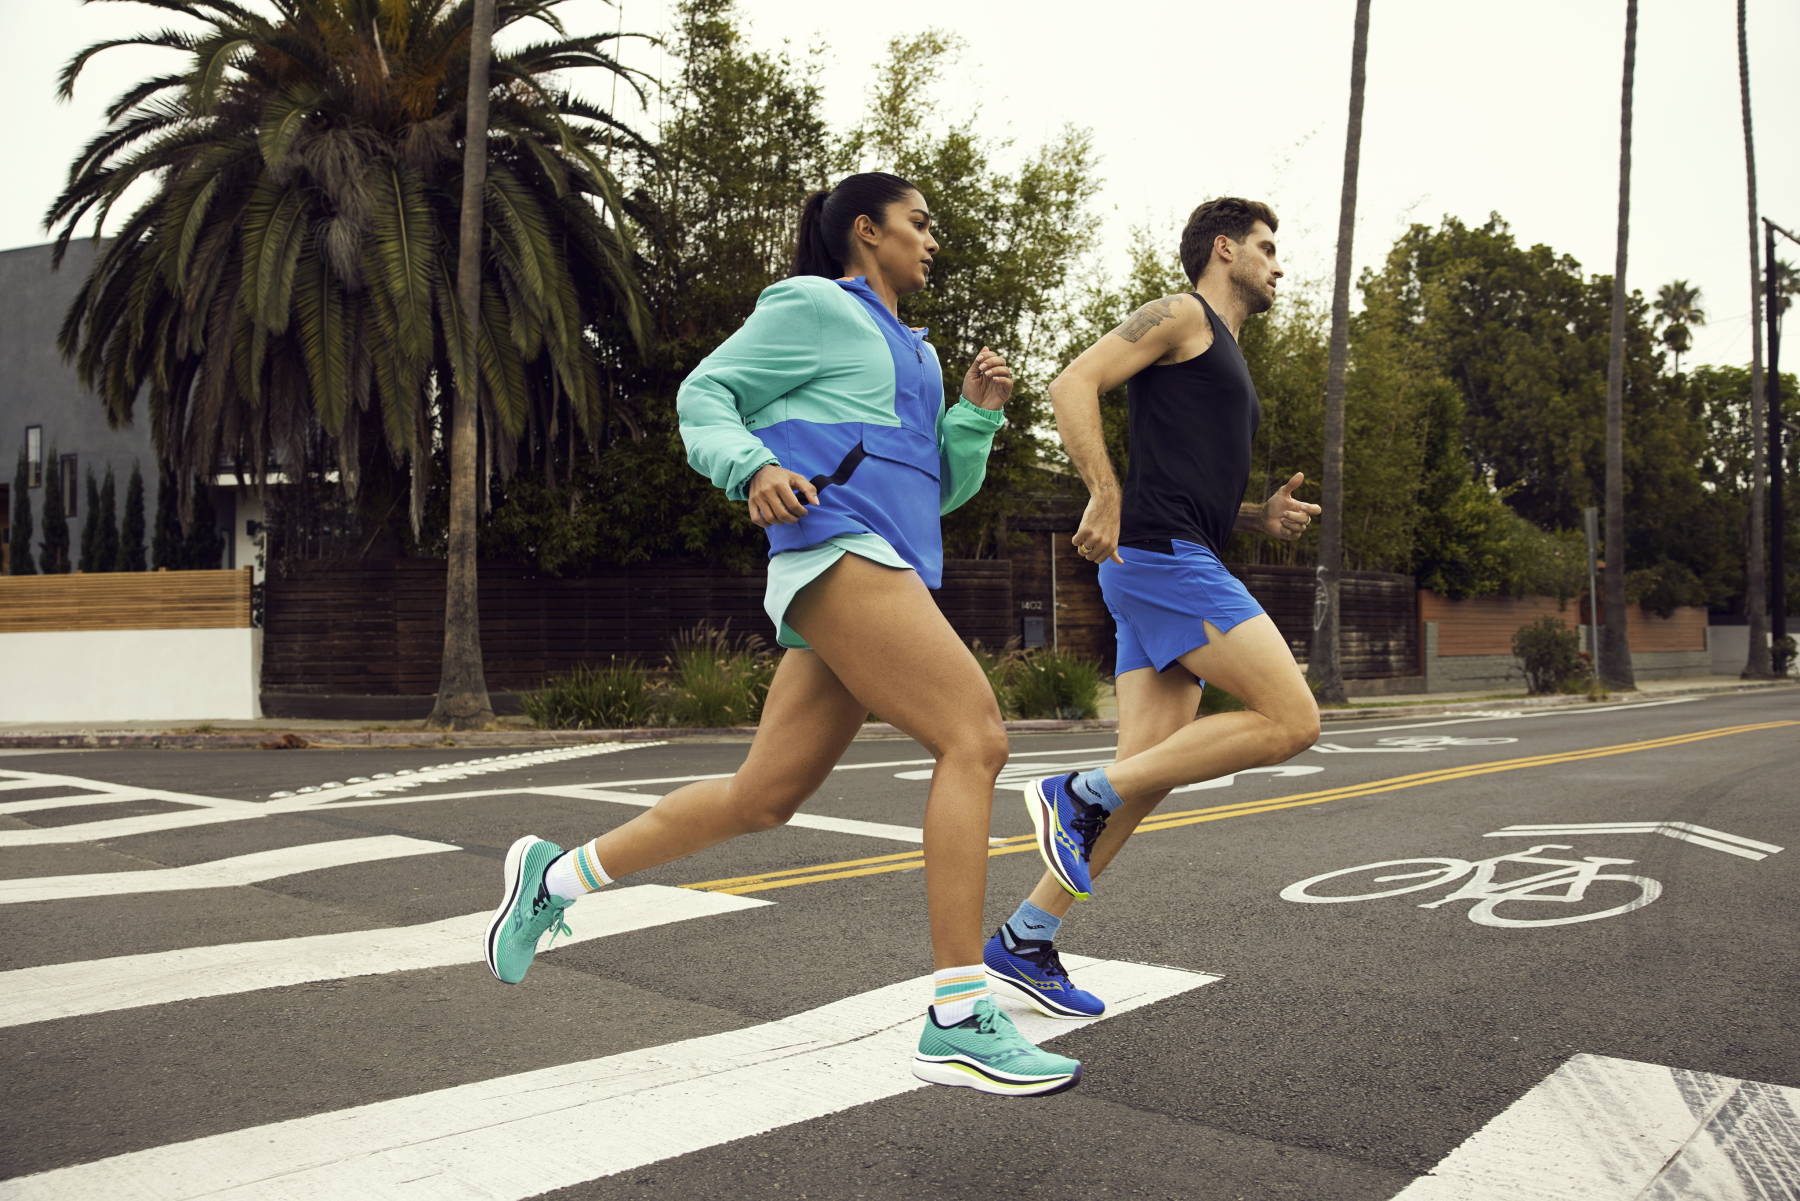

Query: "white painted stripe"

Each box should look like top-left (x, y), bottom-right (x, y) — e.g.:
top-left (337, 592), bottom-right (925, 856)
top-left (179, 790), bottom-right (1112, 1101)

top-left (1487, 822), bottom-right (1783, 861)
top-left (289, 742), bottom-right (663, 804)
top-left (0, 884), bottom-right (768, 1029)
top-left (1391, 1053), bottom-right (1800, 1200)
top-left (0, 792), bottom-right (152, 816)
top-left (0, 836), bottom-right (461, 905)
top-left (0, 956), bottom-right (1217, 1199)
top-left (0, 772), bottom-right (257, 810)
top-left (0, 808), bottom-right (255, 847)
top-left (537, 785), bottom-right (929, 843)
top-left (1328, 696), bottom-right (1701, 737)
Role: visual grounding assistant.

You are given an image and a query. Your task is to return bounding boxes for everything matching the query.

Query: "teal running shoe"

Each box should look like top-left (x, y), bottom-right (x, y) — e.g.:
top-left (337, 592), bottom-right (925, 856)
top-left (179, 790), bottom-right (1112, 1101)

top-left (485, 835), bottom-right (573, 984)
top-left (911, 998), bottom-right (1082, 1096)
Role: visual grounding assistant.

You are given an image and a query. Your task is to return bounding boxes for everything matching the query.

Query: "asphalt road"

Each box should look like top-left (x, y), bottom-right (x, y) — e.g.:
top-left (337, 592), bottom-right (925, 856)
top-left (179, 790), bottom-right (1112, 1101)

top-left (0, 689), bottom-right (1795, 1200)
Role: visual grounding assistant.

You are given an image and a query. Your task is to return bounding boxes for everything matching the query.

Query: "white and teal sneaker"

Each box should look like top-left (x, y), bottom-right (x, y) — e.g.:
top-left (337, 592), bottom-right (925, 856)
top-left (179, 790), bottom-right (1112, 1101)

top-left (485, 835), bottom-right (573, 984)
top-left (911, 998), bottom-right (1082, 1097)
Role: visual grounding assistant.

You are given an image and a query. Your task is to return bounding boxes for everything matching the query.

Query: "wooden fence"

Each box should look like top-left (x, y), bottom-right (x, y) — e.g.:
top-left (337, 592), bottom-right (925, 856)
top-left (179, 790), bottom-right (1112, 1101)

top-left (1239, 565), bottom-right (1420, 680)
top-left (0, 568), bottom-right (252, 633)
top-left (262, 558), bottom-right (1013, 696)
top-left (1418, 591), bottom-right (1707, 655)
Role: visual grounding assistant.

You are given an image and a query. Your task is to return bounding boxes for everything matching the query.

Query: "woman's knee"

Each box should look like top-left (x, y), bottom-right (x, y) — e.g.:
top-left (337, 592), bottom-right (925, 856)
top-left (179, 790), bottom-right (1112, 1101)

top-left (724, 776), bottom-right (812, 832)
top-left (937, 720), bottom-right (1010, 777)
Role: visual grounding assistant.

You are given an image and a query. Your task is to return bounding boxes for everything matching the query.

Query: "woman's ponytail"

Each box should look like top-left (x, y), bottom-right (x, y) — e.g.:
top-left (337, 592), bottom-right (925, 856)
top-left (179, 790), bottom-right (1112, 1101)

top-left (787, 173), bottom-right (917, 279)
top-left (789, 190), bottom-right (838, 278)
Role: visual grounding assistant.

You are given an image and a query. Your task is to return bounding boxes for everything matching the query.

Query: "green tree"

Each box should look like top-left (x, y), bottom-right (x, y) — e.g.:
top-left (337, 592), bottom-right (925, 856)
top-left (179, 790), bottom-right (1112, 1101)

top-left (96, 467), bottom-right (119, 573)
top-left (39, 450), bottom-right (70, 574)
top-left (79, 471), bottom-right (101, 572)
top-left (10, 450), bottom-right (34, 575)
top-left (185, 483), bottom-right (222, 570)
top-left (118, 462), bottom-right (147, 571)
top-left (50, 0), bottom-right (652, 560)
top-left (1653, 280), bottom-right (1705, 374)
top-left (152, 470), bottom-right (183, 570)
top-left (851, 31), bottom-right (1102, 557)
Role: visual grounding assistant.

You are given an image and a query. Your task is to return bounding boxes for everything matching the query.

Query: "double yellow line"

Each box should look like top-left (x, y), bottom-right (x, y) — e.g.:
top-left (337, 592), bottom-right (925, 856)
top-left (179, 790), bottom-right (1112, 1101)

top-left (682, 720), bottom-right (1796, 896)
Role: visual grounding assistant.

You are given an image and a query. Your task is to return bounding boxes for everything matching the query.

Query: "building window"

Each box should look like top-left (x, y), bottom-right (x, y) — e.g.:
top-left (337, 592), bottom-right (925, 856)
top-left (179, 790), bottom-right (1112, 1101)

top-left (24, 426), bottom-right (41, 488)
top-left (62, 455), bottom-right (78, 517)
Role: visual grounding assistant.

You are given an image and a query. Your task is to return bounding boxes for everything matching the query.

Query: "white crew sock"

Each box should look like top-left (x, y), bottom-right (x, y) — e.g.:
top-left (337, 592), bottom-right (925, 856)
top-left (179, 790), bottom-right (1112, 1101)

top-left (543, 839), bottom-right (612, 903)
top-left (930, 965), bottom-right (990, 1025)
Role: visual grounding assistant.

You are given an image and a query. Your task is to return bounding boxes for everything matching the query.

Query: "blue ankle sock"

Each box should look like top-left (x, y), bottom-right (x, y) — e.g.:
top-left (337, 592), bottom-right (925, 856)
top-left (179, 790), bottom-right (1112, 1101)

top-left (1069, 767), bottom-right (1124, 814)
top-left (1006, 899), bottom-right (1063, 943)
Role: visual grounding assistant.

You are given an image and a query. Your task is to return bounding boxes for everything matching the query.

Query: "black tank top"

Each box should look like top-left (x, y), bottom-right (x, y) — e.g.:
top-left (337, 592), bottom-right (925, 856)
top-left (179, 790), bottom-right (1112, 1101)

top-left (1118, 293), bottom-right (1262, 556)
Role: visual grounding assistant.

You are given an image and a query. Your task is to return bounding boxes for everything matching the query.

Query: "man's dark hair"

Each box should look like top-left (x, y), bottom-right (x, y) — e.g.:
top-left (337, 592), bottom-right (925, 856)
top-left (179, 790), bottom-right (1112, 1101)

top-left (1179, 198), bottom-right (1278, 283)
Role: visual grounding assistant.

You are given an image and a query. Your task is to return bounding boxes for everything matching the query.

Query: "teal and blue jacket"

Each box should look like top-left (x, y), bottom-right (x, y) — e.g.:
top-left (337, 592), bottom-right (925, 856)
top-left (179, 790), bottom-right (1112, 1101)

top-left (677, 274), bottom-right (1003, 587)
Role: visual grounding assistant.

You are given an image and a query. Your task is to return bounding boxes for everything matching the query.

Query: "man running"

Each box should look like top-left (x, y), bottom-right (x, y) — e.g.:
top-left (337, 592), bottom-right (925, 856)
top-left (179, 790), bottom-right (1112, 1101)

top-left (993, 197), bottom-right (1323, 1018)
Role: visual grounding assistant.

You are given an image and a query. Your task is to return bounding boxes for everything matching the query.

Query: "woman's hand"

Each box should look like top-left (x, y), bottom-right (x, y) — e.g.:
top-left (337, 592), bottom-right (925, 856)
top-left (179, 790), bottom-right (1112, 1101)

top-left (747, 463), bottom-right (820, 527)
top-left (961, 347), bottom-right (1014, 411)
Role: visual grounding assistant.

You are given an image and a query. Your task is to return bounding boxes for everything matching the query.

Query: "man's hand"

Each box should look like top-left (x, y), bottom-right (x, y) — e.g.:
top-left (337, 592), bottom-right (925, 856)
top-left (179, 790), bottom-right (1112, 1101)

top-left (747, 464), bottom-right (819, 527)
top-left (1071, 489), bottom-right (1124, 564)
top-left (962, 347), bottom-right (1013, 410)
top-left (1260, 472), bottom-right (1321, 540)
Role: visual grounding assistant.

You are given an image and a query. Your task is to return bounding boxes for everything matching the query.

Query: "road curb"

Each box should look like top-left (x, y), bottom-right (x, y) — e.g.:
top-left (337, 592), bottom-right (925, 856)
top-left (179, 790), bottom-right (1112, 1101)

top-left (0, 680), bottom-right (1791, 751)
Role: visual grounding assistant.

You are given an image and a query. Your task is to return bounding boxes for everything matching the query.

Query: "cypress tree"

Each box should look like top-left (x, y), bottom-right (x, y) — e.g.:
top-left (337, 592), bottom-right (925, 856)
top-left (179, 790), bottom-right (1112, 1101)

top-left (118, 463), bottom-right (147, 571)
top-left (79, 470), bottom-right (100, 571)
top-left (186, 482), bottom-right (222, 569)
top-left (96, 467), bottom-right (119, 574)
top-left (39, 448), bottom-right (70, 573)
top-left (152, 470), bottom-right (182, 569)
top-left (10, 449), bottom-right (34, 575)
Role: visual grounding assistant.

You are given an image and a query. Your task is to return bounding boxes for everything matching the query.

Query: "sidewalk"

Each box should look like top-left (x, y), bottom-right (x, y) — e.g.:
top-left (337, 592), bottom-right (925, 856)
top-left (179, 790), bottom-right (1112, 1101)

top-left (0, 676), bottom-right (1791, 751)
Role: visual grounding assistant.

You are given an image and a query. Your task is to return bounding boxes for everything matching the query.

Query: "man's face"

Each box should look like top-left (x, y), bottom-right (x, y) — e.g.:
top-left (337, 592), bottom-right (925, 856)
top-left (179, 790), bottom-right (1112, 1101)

top-left (1226, 221), bottom-right (1282, 313)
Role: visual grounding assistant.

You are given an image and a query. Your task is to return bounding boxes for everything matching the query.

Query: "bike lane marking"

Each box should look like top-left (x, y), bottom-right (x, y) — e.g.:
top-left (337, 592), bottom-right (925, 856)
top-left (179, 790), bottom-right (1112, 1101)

top-left (1390, 1053), bottom-right (1800, 1200)
top-left (0, 956), bottom-right (1217, 1200)
top-left (1486, 822), bottom-right (1783, 861)
top-left (683, 720), bottom-right (1798, 895)
top-left (0, 836), bottom-right (462, 905)
top-left (0, 884), bottom-right (768, 1029)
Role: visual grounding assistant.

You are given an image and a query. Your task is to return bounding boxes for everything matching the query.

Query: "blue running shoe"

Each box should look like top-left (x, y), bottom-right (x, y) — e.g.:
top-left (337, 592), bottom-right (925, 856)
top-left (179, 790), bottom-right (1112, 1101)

top-left (1023, 774), bottom-right (1108, 899)
top-left (485, 835), bottom-right (573, 984)
top-left (984, 924), bottom-right (1105, 1019)
top-left (912, 998), bottom-right (1082, 1097)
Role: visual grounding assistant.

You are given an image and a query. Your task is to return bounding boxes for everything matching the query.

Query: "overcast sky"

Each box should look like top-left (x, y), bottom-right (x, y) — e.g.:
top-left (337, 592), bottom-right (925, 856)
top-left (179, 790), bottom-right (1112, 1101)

top-left (3, 0), bottom-right (1795, 372)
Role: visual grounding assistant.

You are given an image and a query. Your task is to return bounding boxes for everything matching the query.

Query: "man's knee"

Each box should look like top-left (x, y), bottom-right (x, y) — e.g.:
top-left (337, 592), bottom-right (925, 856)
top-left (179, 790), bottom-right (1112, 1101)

top-left (1268, 707), bottom-right (1321, 762)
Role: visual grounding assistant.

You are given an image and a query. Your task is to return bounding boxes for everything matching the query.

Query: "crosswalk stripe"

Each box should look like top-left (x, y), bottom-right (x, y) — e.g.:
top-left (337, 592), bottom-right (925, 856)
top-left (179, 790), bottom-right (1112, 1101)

top-left (0, 792), bottom-right (155, 816)
top-left (536, 784), bottom-right (930, 843)
top-left (0, 884), bottom-right (769, 1029)
top-left (0, 836), bottom-right (462, 905)
top-left (1391, 1053), bottom-right (1800, 1200)
top-left (0, 956), bottom-right (1217, 1199)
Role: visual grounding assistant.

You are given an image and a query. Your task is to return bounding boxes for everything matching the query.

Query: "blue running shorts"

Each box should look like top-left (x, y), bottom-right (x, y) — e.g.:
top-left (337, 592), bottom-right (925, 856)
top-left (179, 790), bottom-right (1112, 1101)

top-left (1099, 539), bottom-right (1266, 677)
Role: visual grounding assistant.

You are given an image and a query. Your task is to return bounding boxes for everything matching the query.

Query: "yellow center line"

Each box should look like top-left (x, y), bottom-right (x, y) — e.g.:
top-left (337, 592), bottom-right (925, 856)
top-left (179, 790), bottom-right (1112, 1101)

top-left (682, 720), bottom-right (1796, 895)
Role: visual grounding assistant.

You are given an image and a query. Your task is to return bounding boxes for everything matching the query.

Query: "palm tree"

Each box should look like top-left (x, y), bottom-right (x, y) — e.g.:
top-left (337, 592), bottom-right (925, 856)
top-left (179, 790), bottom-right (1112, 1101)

top-left (1653, 279), bottom-right (1705, 374)
top-left (1599, 0), bottom-right (1637, 690)
top-left (1738, 0), bottom-right (1771, 676)
top-left (1307, 0), bottom-right (1372, 706)
top-left (49, 0), bottom-right (652, 724)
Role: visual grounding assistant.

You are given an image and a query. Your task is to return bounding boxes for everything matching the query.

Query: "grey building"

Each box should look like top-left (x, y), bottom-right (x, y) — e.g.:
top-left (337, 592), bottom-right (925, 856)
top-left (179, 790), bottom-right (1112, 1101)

top-left (0, 239), bottom-right (262, 577)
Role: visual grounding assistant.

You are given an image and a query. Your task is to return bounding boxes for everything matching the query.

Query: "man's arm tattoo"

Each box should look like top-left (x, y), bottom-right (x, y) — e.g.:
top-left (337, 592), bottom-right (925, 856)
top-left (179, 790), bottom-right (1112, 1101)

top-left (1110, 297), bottom-right (1178, 343)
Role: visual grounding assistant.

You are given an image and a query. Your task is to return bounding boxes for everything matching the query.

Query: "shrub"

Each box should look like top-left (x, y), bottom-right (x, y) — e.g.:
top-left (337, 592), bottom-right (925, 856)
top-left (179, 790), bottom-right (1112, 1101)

top-left (1512, 616), bottom-right (1583, 695)
top-left (1006, 647), bottom-right (1103, 720)
top-left (521, 660), bottom-right (659, 730)
top-left (665, 624), bottom-right (776, 727)
top-left (967, 641), bottom-right (1018, 718)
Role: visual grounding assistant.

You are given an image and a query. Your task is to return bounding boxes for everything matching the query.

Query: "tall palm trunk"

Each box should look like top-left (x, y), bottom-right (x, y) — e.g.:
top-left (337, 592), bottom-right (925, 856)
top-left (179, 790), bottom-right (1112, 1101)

top-left (1738, 0), bottom-right (1771, 677)
top-left (1308, 0), bottom-right (1372, 706)
top-left (1599, 0), bottom-right (1638, 689)
top-left (428, 0), bottom-right (499, 729)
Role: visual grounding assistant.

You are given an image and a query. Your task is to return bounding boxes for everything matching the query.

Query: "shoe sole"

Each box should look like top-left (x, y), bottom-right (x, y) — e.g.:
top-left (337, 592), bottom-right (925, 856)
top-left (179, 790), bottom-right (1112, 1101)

top-left (485, 834), bottom-right (536, 982)
top-left (911, 1055), bottom-right (1082, 1097)
top-left (985, 969), bottom-right (1103, 1019)
top-left (1024, 780), bottom-right (1091, 899)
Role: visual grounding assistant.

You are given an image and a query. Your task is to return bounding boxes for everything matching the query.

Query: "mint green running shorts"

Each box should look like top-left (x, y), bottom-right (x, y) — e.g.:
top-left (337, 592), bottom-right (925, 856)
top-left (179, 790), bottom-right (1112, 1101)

top-left (765, 533), bottom-right (912, 650)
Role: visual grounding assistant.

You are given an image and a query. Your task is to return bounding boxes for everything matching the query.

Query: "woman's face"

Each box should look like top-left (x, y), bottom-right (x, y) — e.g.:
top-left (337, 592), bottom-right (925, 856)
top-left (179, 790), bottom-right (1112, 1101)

top-left (856, 189), bottom-right (938, 295)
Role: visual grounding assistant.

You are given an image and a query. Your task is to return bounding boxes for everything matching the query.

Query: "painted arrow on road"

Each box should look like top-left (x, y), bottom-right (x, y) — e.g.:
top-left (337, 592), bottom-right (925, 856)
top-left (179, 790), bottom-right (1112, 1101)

top-left (1484, 822), bottom-right (1784, 861)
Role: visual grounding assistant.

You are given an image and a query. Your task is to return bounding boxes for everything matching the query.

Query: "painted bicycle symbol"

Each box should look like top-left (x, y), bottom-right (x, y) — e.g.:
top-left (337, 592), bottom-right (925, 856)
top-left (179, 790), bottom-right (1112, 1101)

top-left (1279, 843), bottom-right (1662, 928)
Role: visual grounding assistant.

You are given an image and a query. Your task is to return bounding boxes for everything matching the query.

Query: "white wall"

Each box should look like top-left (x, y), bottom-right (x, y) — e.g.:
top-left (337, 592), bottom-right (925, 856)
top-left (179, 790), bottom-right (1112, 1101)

top-left (0, 629), bottom-right (262, 721)
top-left (1708, 626), bottom-right (1795, 676)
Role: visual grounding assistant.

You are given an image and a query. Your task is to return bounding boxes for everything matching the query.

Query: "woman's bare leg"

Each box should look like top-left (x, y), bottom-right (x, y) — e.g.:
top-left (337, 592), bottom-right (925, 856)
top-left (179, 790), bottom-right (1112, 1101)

top-left (785, 555), bottom-right (1009, 970)
top-left (586, 648), bottom-right (868, 878)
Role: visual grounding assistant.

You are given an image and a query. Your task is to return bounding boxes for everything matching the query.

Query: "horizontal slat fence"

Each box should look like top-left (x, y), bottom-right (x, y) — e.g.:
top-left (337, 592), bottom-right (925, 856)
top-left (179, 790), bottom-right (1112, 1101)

top-left (1419, 591), bottom-right (1706, 655)
top-left (1235, 565), bottom-right (1419, 680)
top-left (0, 569), bottom-right (252, 632)
top-left (263, 558), bottom-right (1013, 695)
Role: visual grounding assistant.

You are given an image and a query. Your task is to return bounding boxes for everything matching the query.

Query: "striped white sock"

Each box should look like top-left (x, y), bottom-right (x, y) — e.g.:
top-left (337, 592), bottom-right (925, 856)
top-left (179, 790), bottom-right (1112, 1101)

top-left (543, 840), bottom-right (612, 903)
top-left (930, 965), bottom-right (989, 1025)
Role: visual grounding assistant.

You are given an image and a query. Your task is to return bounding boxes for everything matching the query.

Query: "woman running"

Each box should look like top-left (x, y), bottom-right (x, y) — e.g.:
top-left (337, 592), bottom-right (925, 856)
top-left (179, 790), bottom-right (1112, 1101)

top-left (485, 172), bottom-right (1081, 1097)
